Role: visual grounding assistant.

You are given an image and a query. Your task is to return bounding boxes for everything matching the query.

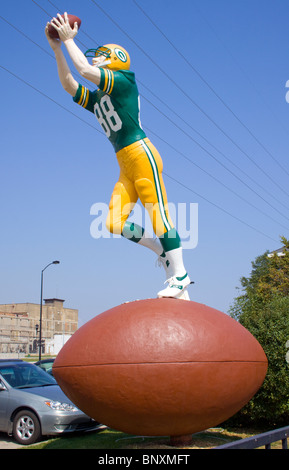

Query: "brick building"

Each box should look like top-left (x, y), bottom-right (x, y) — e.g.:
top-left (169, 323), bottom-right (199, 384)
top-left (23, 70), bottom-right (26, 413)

top-left (0, 298), bottom-right (78, 357)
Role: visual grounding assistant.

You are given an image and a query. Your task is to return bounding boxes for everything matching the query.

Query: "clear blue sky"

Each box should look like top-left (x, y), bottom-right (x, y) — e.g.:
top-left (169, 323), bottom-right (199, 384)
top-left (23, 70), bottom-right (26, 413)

top-left (1, 0), bottom-right (289, 326)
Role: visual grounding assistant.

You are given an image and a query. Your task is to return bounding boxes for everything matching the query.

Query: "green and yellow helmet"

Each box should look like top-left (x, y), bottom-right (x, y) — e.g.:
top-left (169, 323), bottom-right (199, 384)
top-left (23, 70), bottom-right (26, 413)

top-left (85, 44), bottom-right (130, 71)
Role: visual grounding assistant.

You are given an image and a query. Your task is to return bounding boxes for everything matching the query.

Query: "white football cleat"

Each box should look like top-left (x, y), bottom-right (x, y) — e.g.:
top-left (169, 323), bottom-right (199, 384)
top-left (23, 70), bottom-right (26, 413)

top-left (157, 273), bottom-right (191, 299)
top-left (177, 289), bottom-right (190, 301)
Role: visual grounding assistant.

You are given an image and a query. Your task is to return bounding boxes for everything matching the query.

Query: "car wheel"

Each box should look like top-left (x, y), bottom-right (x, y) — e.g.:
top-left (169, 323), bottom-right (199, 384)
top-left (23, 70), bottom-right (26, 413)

top-left (13, 410), bottom-right (41, 445)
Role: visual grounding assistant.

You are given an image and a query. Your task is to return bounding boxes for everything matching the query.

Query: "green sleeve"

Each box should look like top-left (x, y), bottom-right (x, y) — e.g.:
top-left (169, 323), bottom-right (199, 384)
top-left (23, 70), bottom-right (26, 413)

top-left (73, 84), bottom-right (95, 113)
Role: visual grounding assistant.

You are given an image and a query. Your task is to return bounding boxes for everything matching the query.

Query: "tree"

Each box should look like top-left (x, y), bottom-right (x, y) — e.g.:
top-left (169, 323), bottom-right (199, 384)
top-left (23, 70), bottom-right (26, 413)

top-left (228, 237), bottom-right (289, 426)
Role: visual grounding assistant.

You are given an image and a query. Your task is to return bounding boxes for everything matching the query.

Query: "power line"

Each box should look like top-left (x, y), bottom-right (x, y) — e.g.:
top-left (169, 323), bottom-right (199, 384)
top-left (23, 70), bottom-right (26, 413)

top-left (0, 13), bottom-right (93, 90)
top-left (0, 64), bottom-right (103, 135)
top-left (139, 79), bottom-right (289, 213)
top-left (133, 0), bottom-right (289, 178)
top-left (162, 171), bottom-right (278, 243)
top-left (0, 63), bottom-right (279, 243)
top-left (192, 1), bottom-right (289, 143)
top-left (0, 13), bottom-right (54, 60)
top-left (30, 0), bottom-right (90, 50)
top-left (1, 3), bottom-right (283, 241)
top-left (90, 0), bottom-right (289, 200)
top-left (144, 125), bottom-right (289, 232)
top-left (27, 2), bottom-right (289, 219)
top-left (1, 10), bottom-right (286, 230)
top-left (142, 92), bottom-right (289, 224)
top-left (46, 0), bottom-right (101, 47)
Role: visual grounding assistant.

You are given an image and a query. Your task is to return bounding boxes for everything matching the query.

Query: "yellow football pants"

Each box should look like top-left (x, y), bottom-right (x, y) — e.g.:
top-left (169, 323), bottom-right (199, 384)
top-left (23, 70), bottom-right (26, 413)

top-left (105, 138), bottom-right (174, 238)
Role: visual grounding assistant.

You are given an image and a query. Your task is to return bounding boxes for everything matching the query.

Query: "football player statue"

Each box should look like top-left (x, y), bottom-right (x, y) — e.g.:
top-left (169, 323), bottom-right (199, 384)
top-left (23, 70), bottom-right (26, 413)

top-left (45, 13), bottom-right (191, 299)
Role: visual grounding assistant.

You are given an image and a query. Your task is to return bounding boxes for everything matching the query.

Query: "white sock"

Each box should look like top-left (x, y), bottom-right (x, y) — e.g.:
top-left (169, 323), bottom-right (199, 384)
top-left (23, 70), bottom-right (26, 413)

top-left (138, 230), bottom-right (164, 256)
top-left (164, 247), bottom-right (187, 278)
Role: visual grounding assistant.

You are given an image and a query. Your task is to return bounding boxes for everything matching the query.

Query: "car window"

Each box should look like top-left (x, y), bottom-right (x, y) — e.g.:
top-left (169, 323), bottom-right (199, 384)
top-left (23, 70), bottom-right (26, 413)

top-left (0, 363), bottom-right (56, 388)
top-left (40, 363), bottom-right (53, 372)
top-left (0, 367), bottom-right (17, 387)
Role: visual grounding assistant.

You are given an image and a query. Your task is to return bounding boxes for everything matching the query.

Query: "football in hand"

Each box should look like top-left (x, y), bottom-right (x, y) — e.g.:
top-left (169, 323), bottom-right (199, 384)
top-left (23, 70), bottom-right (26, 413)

top-left (48, 14), bottom-right (81, 39)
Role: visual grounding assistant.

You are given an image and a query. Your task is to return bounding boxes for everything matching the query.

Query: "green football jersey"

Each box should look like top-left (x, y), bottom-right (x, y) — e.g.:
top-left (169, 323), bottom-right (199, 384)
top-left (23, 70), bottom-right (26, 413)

top-left (73, 68), bottom-right (146, 152)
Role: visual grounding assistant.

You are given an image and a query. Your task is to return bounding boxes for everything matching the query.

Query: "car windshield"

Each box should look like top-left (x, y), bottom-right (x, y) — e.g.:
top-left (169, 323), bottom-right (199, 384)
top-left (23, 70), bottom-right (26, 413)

top-left (0, 362), bottom-right (56, 389)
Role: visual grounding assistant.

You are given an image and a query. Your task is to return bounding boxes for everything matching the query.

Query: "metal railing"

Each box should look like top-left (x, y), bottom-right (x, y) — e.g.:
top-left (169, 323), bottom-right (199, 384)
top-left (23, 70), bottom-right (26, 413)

top-left (215, 425), bottom-right (289, 449)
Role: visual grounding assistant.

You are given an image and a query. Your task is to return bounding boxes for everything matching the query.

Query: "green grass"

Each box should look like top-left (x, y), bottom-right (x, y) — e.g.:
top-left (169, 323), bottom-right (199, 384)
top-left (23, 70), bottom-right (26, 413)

top-left (23, 426), bottom-right (270, 450)
top-left (23, 356), bottom-right (55, 363)
top-left (25, 428), bottom-right (165, 449)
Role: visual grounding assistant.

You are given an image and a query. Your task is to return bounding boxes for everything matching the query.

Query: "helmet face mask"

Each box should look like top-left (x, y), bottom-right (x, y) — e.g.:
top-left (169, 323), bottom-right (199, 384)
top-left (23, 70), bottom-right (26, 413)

top-left (85, 44), bottom-right (130, 71)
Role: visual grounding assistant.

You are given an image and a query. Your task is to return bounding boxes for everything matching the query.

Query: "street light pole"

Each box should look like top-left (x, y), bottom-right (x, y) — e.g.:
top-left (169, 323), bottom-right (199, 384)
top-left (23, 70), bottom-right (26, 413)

top-left (39, 260), bottom-right (60, 361)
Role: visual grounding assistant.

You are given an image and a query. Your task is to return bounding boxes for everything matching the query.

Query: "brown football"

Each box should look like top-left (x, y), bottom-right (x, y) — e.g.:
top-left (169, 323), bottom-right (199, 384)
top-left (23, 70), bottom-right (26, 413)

top-left (53, 298), bottom-right (267, 437)
top-left (48, 14), bottom-right (81, 39)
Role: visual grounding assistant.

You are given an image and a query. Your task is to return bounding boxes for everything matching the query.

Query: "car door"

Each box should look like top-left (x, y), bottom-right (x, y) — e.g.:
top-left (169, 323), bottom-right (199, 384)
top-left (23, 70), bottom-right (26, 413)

top-left (0, 378), bottom-right (10, 431)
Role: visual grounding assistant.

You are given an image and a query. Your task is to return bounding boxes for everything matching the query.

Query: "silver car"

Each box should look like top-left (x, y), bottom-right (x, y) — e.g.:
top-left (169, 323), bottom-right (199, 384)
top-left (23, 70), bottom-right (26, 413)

top-left (0, 360), bottom-right (100, 445)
